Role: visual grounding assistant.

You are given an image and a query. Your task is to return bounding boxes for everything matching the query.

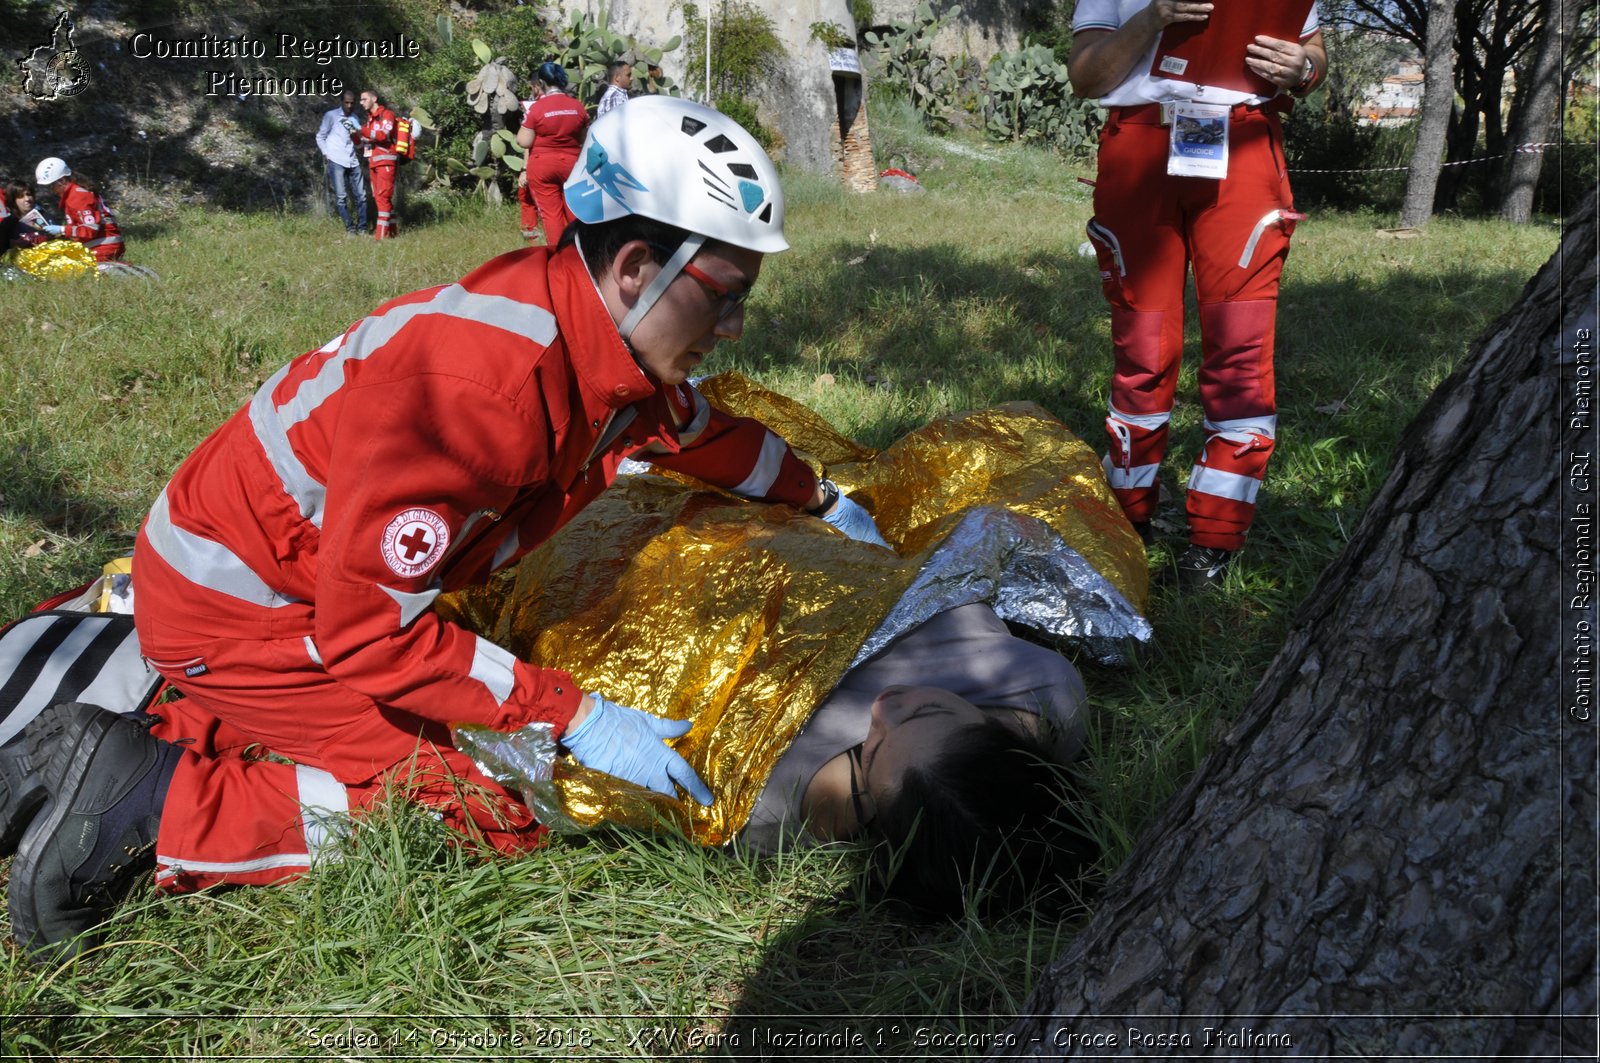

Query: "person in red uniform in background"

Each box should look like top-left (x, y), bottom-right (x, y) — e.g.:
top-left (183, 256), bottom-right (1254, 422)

top-left (1070, 0), bottom-right (1326, 588)
top-left (8, 97), bottom-right (890, 961)
top-left (33, 157), bottom-right (124, 261)
top-left (357, 90), bottom-right (399, 240)
top-left (515, 61), bottom-right (588, 246)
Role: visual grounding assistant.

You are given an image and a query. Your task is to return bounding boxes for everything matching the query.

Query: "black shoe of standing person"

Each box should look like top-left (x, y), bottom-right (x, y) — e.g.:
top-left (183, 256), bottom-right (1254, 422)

top-left (0, 703), bottom-right (76, 857)
top-left (9, 703), bottom-right (182, 962)
top-left (1172, 544), bottom-right (1235, 590)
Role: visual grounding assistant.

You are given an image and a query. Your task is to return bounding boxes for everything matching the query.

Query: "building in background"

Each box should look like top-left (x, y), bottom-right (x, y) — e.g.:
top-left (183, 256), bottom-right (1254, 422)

top-left (1358, 58), bottom-right (1424, 126)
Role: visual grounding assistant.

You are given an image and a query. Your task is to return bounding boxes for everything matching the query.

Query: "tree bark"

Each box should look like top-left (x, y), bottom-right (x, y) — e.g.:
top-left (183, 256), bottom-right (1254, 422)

top-left (1500, 0), bottom-right (1578, 222)
top-left (992, 194), bottom-right (1597, 1058)
top-left (1401, 0), bottom-right (1459, 226)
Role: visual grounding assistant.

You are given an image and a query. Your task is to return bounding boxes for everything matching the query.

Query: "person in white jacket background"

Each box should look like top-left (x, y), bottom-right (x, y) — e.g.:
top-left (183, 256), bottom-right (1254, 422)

top-left (315, 90), bottom-right (368, 237)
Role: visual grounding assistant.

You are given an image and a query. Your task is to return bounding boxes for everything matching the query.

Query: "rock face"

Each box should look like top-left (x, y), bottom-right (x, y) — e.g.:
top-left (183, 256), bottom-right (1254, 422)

top-left (559, 0), bottom-right (877, 181)
top-left (868, 0), bottom-right (1031, 65)
top-left (0, 6), bottom-right (416, 212)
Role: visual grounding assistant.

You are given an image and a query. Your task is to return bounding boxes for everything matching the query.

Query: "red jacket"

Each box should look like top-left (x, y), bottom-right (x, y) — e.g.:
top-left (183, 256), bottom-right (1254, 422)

top-left (360, 105), bottom-right (398, 166)
top-left (135, 245), bottom-right (817, 741)
top-left (58, 180), bottom-right (123, 260)
top-left (521, 92), bottom-right (588, 156)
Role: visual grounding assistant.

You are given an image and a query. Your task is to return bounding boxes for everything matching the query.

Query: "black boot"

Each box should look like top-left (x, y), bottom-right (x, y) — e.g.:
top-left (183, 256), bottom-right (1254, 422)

top-left (9, 703), bottom-right (181, 962)
top-left (0, 703), bottom-right (74, 856)
top-left (1172, 544), bottom-right (1235, 590)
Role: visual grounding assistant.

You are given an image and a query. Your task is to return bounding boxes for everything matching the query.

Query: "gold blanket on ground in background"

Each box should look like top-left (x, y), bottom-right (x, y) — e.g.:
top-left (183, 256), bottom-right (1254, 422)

top-left (444, 374), bottom-right (1146, 845)
top-left (0, 240), bottom-right (98, 280)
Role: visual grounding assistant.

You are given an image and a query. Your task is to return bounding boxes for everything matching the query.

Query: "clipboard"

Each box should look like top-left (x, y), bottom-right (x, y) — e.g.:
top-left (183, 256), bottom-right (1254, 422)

top-left (1148, 0), bottom-right (1315, 96)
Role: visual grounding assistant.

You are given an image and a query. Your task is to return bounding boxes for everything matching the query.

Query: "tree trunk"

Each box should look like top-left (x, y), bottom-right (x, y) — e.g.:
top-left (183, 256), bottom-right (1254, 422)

top-left (1500, 0), bottom-right (1577, 222)
top-left (992, 194), bottom-right (1597, 1059)
top-left (1435, 1), bottom-right (1481, 212)
top-left (1401, 0), bottom-right (1459, 226)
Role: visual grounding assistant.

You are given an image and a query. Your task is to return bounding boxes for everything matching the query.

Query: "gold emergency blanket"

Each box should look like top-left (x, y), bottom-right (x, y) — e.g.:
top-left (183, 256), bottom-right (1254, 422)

top-left (0, 240), bottom-right (98, 280)
top-left (449, 374), bottom-right (1148, 845)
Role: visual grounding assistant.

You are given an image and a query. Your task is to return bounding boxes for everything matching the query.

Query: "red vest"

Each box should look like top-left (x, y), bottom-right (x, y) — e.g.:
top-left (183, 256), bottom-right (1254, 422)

top-left (361, 106), bottom-right (398, 166)
top-left (59, 181), bottom-right (124, 260)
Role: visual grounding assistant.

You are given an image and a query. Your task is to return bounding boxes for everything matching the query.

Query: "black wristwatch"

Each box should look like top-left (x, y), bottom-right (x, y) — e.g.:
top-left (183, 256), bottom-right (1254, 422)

top-left (807, 478), bottom-right (840, 516)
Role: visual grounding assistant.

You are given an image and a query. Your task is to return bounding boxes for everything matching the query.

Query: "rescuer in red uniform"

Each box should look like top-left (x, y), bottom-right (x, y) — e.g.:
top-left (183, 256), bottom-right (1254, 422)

top-left (9, 98), bottom-right (889, 960)
top-left (1071, 0), bottom-right (1327, 587)
top-left (516, 61), bottom-right (588, 246)
top-left (357, 89), bottom-right (399, 240)
top-left (33, 157), bottom-right (124, 261)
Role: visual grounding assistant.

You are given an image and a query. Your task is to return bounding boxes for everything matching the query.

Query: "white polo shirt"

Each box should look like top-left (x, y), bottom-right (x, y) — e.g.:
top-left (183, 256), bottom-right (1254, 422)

top-left (1072, 0), bottom-right (1320, 107)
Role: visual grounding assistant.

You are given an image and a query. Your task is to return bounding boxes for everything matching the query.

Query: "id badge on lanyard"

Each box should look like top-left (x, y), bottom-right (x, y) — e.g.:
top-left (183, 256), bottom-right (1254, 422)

top-left (1167, 101), bottom-right (1230, 179)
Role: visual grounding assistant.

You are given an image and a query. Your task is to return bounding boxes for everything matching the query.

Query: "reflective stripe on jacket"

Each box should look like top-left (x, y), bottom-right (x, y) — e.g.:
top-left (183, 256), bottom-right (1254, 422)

top-left (137, 246), bottom-right (816, 737)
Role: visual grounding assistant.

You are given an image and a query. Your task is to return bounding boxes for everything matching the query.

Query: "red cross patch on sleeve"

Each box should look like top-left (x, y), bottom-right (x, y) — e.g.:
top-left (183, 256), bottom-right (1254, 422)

top-left (381, 508), bottom-right (451, 578)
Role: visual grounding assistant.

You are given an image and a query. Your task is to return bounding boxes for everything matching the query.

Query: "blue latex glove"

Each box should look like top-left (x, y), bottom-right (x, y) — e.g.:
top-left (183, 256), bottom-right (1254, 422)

top-left (42, 224), bottom-right (64, 236)
top-left (562, 694), bottom-right (714, 805)
top-left (819, 490), bottom-right (891, 549)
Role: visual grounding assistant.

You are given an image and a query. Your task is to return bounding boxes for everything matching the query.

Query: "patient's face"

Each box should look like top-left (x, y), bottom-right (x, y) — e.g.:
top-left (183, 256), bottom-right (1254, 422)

top-left (860, 686), bottom-right (988, 808)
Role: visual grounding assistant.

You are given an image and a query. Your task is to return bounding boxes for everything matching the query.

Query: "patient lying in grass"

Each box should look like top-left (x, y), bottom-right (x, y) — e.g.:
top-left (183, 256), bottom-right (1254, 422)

top-left (451, 376), bottom-right (1147, 915)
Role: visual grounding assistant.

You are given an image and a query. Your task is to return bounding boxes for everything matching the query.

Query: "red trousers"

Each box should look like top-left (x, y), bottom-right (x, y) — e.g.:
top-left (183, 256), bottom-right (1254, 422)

top-left (517, 182), bottom-right (540, 242)
top-left (523, 149), bottom-right (578, 247)
top-left (1088, 105), bottom-right (1297, 550)
top-left (370, 163), bottom-right (397, 240)
top-left (134, 545), bottom-right (544, 893)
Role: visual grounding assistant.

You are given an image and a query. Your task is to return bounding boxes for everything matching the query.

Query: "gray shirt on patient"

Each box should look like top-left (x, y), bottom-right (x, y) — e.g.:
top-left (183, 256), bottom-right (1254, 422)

top-left (739, 602), bottom-right (1087, 853)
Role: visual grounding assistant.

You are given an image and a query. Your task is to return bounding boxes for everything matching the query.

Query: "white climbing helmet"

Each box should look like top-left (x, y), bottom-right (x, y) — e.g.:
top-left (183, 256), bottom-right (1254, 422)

top-left (563, 96), bottom-right (787, 255)
top-left (35, 157), bottom-right (71, 185)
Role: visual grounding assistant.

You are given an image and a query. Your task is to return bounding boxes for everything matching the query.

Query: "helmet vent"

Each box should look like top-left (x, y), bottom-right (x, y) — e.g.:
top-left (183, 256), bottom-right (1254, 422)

top-left (681, 116), bottom-right (707, 135)
top-left (728, 163), bottom-right (758, 178)
top-left (704, 134), bottom-right (738, 154)
top-left (758, 204), bottom-right (773, 222)
top-left (699, 160), bottom-right (737, 210)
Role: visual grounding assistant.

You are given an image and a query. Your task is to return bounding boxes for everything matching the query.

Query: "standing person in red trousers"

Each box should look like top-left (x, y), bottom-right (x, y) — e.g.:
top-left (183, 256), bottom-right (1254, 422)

top-left (33, 157), bottom-right (124, 261)
top-left (1071, 1), bottom-right (1326, 588)
top-left (515, 61), bottom-right (587, 246)
top-left (7, 97), bottom-right (889, 961)
top-left (357, 89), bottom-right (399, 240)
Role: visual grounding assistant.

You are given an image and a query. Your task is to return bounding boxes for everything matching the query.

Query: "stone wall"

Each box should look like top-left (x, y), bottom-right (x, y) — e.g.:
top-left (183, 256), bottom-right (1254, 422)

top-left (866, 0), bottom-right (1037, 66)
top-left (555, 0), bottom-right (872, 181)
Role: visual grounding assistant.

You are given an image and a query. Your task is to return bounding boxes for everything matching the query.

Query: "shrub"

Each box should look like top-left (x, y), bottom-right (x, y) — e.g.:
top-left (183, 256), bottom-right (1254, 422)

top-left (715, 94), bottom-right (774, 150)
top-left (862, 2), bottom-right (960, 133)
top-left (983, 43), bottom-right (1098, 159)
top-left (682, 1), bottom-right (784, 146)
top-left (1283, 107), bottom-right (1413, 212)
top-left (1537, 89), bottom-right (1597, 215)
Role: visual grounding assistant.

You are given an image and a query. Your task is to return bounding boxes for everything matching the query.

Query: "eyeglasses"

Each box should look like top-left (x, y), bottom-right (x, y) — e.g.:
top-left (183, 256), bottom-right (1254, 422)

top-left (679, 260), bottom-right (752, 323)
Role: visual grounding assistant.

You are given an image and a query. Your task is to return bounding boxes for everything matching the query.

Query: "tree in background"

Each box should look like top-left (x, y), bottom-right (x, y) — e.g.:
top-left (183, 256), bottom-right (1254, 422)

top-left (1344, 0), bottom-right (1595, 217)
top-left (1399, 0), bottom-right (1456, 227)
top-left (1499, 0), bottom-right (1587, 222)
top-left (1281, 5), bottom-right (1411, 211)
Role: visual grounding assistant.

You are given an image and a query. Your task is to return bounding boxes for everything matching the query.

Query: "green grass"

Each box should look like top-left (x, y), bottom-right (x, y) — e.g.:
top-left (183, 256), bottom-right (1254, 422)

top-left (0, 99), bottom-right (1561, 1059)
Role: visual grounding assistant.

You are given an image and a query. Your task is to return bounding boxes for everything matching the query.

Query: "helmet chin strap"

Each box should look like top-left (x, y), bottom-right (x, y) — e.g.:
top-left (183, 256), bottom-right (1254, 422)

top-left (616, 232), bottom-right (705, 344)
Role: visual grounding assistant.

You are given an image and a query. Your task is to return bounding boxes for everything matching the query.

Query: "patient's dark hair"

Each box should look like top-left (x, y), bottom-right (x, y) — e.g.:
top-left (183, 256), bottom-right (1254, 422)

top-left (867, 715), bottom-right (1099, 918)
top-left (564, 215), bottom-right (693, 276)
